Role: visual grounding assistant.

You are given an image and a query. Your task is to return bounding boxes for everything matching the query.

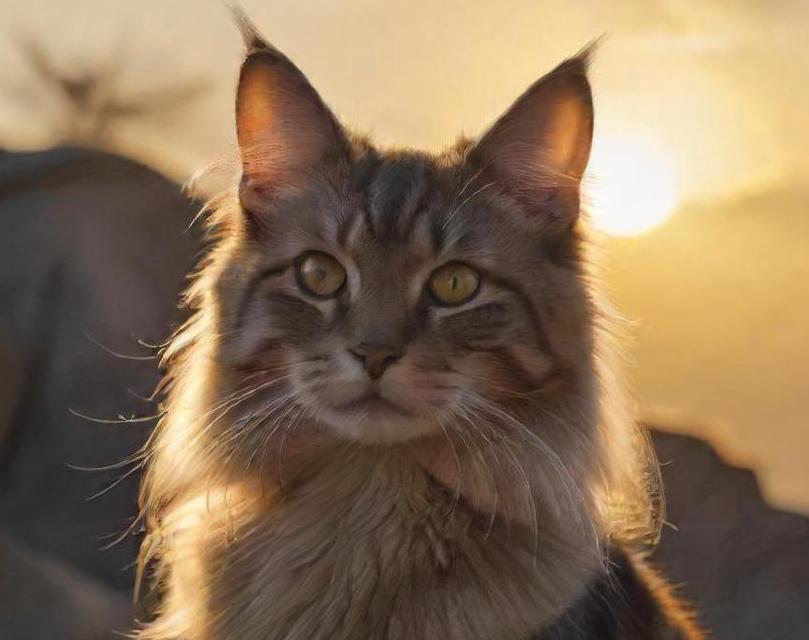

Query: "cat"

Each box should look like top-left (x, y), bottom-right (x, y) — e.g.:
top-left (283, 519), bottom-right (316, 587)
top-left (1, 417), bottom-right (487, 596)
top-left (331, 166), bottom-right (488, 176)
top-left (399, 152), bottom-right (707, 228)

top-left (135, 13), bottom-right (703, 640)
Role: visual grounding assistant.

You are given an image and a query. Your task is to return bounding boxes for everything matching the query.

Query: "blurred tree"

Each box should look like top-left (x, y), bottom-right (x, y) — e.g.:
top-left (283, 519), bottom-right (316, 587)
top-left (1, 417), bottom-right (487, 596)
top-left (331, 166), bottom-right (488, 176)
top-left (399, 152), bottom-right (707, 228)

top-left (6, 35), bottom-right (208, 149)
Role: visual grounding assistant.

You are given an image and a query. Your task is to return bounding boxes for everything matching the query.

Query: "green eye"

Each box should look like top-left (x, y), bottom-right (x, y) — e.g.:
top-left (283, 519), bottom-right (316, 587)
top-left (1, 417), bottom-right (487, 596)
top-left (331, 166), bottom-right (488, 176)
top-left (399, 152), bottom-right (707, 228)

top-left (296, 252), bottom-right (346, 298)
top-left (428, 262), bottom-right (481, 306)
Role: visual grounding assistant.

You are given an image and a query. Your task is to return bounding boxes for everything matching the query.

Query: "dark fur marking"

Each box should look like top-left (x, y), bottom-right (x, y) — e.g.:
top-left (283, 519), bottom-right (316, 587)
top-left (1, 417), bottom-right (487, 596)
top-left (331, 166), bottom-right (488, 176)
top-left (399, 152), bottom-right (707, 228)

top-left (236, 263), bottom-right (290, 331)
top-left (367, 157), bottom-right (430, 242)
top-left (480, 271), bottom-right (555, 359)
top-left (338, 150), bottom-right (382, 246)
top-left (265, 293), bottom-right (325, 337)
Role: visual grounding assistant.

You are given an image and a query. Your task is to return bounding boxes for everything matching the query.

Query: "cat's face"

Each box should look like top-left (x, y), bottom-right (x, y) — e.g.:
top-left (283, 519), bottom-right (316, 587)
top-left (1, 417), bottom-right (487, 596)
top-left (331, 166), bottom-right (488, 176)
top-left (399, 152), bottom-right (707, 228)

top-left (219, 152), bottom-right (577, 444)
top-left (211, 33), bottom-right (595, 451)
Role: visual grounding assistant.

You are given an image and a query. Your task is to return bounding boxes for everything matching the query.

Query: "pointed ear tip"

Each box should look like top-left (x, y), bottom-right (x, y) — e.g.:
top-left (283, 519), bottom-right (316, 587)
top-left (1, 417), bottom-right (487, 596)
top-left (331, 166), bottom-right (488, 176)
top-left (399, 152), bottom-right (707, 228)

top-left (555, 37), bottom-right (602, 79)
top-left (577, 37), bottom-right (603, 65)
top-left (229, 5), bottom-right (275, 55)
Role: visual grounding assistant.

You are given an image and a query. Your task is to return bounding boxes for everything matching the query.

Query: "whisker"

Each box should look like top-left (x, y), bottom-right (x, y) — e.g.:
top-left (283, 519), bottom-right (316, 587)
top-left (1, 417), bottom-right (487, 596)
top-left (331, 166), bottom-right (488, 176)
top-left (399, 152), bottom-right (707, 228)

top-left (85, 463), bottom-right (142, 502)
top-left (82, 331), bottom-right (155, 361)
top-left (472, 394), bottom-right (589, 529)
top-left (69, 408), bottom-right (163, 425)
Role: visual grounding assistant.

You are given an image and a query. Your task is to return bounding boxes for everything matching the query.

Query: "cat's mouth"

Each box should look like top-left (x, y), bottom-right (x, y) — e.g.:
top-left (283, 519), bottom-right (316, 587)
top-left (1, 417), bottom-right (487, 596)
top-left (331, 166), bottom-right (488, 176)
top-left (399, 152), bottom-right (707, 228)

top-left (316, 386), bottom-right (436, 444)
top-left (333, 391), bottom-right (411, 417)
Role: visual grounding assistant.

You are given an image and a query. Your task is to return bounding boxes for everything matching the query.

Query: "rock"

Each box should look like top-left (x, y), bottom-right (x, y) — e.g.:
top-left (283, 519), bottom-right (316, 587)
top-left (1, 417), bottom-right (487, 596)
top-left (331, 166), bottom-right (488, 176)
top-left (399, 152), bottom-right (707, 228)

top-left (0, 533), bottom-right (131, 639)
top-left (651, 429), bottom-right (809, 640)
top-left (0, 147), bottom-right (199, 592)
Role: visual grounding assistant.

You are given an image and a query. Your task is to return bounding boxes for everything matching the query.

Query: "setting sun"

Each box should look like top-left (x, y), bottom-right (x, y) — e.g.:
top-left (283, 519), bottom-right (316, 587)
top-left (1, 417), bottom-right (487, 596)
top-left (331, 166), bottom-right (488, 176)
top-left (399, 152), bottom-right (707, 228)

top-left (586, 133), bottom-right (680, 237)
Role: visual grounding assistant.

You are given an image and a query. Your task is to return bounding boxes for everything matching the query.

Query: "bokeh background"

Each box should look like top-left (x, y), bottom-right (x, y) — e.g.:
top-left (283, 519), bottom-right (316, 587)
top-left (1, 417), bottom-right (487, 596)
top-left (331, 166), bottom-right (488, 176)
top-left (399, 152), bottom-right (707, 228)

top-left (0, 1), bottom-right (807, 638)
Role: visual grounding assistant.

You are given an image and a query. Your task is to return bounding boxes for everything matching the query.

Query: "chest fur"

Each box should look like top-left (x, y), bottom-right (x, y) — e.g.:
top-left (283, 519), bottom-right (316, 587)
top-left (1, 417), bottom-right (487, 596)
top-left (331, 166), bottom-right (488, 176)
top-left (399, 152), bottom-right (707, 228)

top-left (161, 450), bottom-right (598, 640)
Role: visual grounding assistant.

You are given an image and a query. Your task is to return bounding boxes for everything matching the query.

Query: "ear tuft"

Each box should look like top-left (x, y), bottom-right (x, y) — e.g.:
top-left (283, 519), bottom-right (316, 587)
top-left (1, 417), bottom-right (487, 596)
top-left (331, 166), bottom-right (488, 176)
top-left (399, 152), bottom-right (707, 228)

top-left (230, 5), bottom-right (274, 54)
top-left (552, 38), bottom-right (601, 81)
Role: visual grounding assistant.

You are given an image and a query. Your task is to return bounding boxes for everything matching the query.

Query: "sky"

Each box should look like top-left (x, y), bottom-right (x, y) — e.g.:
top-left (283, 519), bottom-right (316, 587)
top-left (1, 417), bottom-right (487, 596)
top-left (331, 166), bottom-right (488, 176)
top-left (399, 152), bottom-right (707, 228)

top-left (0, 0), bottom-right (807, 512)
top-left (2, 0), bottom-right (807, 200)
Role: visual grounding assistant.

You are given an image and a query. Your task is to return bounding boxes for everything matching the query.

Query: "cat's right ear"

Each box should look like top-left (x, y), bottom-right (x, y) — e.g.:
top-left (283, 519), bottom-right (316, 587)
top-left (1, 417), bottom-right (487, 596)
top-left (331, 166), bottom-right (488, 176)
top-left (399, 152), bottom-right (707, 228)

top-left (234, 13), bottom-right (347, 214)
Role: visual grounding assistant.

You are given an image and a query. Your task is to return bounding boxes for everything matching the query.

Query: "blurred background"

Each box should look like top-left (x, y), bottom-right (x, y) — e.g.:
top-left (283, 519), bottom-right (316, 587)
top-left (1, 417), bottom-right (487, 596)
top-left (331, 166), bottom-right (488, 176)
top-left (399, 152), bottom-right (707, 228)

top-left (0, 1), bottom-right (806, 639)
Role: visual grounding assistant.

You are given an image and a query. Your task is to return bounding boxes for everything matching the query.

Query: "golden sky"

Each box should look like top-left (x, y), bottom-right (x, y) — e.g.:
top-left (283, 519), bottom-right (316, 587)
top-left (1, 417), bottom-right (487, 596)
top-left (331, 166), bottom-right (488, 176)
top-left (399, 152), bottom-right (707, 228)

top-left (2, 0), bottom-right (807, 201)
top-left (1, 0), bottom-right (807, 511)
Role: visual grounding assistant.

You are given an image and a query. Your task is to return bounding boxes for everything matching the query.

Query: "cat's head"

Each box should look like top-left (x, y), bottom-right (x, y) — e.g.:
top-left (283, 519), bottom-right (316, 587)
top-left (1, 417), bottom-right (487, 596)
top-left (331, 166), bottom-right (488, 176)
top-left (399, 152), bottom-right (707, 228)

top-left (137, 15), bottom-right (661, 573)
top-left (207, 22), bottom-right (596, 451)
top-left (156, 17), bottom-right (656, 538)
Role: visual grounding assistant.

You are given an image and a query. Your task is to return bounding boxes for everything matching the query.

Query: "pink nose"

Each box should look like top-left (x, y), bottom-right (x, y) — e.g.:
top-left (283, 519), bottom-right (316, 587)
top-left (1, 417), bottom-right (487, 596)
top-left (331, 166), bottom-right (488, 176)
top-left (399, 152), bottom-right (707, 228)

top-left (348, 343), bottom-right (403, 380)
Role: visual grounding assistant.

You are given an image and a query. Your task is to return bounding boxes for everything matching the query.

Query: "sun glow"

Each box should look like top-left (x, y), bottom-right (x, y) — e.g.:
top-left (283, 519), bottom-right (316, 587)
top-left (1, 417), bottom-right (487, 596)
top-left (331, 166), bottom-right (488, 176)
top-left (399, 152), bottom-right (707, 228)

top-left (586, 133), bottom-right (680, 237)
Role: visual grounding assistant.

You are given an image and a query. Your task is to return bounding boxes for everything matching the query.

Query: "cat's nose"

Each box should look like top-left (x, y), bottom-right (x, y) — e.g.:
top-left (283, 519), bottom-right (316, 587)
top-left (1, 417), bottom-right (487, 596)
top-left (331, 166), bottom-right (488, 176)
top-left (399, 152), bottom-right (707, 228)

top-left (348, 343), bottom-right (404, 380)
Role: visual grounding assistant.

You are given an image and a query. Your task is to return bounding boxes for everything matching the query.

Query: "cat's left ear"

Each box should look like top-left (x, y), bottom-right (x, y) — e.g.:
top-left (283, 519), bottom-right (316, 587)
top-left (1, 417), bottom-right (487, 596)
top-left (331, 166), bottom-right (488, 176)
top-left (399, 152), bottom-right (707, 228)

top-left (471, 46), bottom-right (595, 228)
top-left (234, 13), bottom-right (348, 214)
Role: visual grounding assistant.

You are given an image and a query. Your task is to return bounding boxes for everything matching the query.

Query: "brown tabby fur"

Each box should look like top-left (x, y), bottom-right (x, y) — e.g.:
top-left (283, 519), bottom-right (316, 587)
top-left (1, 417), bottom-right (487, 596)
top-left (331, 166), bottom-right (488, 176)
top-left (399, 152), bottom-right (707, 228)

top-left (134, 13), bottom-right (703, 640)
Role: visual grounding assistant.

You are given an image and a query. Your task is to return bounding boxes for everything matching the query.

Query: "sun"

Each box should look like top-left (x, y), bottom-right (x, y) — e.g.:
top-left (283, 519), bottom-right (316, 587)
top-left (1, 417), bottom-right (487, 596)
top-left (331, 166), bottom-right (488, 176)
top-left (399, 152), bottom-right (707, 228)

top-left (586, 133), bottom-right (680, 237)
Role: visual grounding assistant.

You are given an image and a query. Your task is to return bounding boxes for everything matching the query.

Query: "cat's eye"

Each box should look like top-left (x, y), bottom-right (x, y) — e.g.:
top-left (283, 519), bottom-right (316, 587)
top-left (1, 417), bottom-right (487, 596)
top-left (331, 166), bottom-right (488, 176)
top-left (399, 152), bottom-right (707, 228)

top-left (296, 252), bottom-right (346, 298)
top-left (428, 262), bottom-right (481, 306)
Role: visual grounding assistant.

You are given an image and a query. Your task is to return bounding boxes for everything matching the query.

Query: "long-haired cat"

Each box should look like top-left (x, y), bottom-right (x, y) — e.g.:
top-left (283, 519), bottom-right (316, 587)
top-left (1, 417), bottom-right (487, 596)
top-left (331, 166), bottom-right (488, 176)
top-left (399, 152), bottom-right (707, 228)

top-left (135, 13), bottom-right (703, 640)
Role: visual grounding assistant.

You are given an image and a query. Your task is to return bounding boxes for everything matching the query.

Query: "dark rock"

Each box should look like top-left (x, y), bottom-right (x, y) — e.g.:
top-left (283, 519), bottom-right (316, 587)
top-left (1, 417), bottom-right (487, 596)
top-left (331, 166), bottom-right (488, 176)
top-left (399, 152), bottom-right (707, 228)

top-left (0, 147), bottom-right (200, 593)
top-left (651, 429), bottom-right (809, 640)
top-left (0, 532), bottom-right (131, 639)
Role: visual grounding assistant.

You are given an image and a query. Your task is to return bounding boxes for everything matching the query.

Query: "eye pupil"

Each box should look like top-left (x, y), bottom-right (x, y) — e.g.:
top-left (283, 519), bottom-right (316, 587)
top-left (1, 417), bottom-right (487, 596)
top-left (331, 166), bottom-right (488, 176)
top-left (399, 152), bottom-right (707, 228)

top-left (429, 262), bottom-right (480, 306)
